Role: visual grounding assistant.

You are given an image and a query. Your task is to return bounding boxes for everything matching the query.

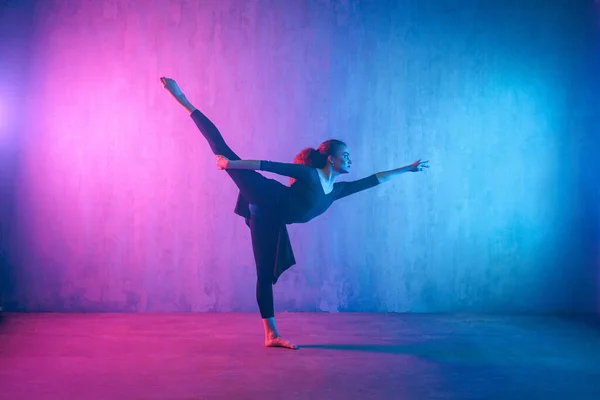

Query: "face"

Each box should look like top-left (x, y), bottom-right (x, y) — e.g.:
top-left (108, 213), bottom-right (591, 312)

top-left (329, 145), bottom-right (352, 174)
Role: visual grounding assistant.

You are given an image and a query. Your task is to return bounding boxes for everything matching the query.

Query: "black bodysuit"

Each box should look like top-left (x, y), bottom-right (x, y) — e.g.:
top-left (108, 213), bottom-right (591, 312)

top-left (190, 109), bottom-right (380, 318)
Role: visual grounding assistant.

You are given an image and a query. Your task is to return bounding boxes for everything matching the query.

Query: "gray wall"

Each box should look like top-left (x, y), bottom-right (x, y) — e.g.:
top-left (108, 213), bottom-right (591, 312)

top-left (2, 0), bottom-right (597, 313)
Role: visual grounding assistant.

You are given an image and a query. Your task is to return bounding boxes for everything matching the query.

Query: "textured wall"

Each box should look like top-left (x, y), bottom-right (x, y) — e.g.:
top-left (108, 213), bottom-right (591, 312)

top-left (3, 0), bottom-right (597, 313)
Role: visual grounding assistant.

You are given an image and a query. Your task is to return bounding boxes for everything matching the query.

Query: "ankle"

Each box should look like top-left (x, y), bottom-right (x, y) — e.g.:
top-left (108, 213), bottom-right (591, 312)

top-left (176, 96), bottom-right (195, 114)
top-left (262, 317), bottom-right (279, 338)
top-left (265, 331), bottom-right (279, 340)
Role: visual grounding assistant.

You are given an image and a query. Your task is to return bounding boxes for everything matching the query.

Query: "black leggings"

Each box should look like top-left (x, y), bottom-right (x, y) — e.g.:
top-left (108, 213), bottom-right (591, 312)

top-left (190, 109), bottom-right (282, 319)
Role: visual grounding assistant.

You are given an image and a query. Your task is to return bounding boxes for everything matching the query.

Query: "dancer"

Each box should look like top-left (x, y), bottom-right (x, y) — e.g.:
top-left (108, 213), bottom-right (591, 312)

top-left (160, 77), bottom-right (429, 350)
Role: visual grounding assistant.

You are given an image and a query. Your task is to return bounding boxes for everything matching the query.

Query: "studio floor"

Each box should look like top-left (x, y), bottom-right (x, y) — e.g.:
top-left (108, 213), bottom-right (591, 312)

top-left (0, 312), bottom-right (599, 400)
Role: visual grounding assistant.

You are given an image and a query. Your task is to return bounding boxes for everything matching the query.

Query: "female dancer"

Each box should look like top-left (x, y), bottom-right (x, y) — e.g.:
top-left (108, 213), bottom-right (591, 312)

top-left (160, 77), bottom-right (429, 349)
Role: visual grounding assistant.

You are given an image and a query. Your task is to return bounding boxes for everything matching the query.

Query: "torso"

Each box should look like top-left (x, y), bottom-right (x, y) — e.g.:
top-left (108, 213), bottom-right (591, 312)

top-left (283, 168), bottom-right (336, 224)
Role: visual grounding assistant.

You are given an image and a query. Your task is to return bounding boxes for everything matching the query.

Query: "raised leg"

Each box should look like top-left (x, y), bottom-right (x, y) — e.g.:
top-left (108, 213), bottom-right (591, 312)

top-left (161, 77), bottom-right (240, 160)
top-left (160, 77), bottom-right (284, 207)
top-left (189, 103), bottom-right (241, 161)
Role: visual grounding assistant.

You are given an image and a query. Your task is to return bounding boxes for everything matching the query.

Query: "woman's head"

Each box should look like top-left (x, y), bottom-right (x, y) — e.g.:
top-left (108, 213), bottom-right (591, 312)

top-left (290, 139), bottom-right (352, 184)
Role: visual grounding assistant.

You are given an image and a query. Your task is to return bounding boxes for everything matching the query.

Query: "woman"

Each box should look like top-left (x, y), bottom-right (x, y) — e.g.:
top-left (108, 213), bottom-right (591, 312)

top-left (160, 77), bottom-right (429, 350)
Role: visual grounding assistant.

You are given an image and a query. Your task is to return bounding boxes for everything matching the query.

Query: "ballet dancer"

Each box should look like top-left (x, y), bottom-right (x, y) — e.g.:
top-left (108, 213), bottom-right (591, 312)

top-left (160, 77), bottom-right (429, 349)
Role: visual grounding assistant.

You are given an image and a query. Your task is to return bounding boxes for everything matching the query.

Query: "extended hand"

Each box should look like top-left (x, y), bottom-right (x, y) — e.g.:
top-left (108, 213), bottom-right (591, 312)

top-left (406, 159), bottom-right (429, 172)
top-left (216, 155), bottom-right (230, 170)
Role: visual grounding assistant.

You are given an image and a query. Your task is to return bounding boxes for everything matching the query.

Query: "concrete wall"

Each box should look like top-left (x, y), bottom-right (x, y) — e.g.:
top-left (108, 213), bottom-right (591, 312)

top-left (2, 0), bottom-right (597, 313)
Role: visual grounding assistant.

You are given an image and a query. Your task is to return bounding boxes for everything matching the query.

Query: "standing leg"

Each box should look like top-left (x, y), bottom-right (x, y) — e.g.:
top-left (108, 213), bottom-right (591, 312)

top-left (161, 77), bottom-right (296, 348)
top-left (160, 77), bottom-right (282, 208)
top-left (249, 211), bottom-right (297, 350)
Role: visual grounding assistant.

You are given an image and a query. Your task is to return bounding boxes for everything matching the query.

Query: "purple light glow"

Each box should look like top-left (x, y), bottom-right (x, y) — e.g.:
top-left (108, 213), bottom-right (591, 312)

top-left (0, 97), bottom-right (5, 135)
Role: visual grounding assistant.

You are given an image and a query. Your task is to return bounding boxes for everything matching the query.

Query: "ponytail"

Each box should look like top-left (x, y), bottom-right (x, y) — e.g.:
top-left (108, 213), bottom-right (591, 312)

top-left (289, 147), bottom-right (326, 184)
top-left (293, 148), bottom-right (326, 167)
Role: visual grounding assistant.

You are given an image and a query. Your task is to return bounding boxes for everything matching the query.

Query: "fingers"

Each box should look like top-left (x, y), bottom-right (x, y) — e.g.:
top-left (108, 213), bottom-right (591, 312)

top-left (410, 159), bottom-right (430, 172)
top-left (415, 160), bottom-right (430, 172)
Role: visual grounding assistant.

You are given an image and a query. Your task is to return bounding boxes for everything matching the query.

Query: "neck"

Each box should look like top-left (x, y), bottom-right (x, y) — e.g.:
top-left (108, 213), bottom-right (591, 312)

top-left (319, 164), bottom-right (340, 183)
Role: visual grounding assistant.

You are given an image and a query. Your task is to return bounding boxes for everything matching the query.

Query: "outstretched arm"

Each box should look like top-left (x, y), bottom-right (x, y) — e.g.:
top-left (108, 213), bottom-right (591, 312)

top-left (375, 159), bottom-right (429, 183)
top-left (333, 174), bottom-right (380, 201)
top-left (375, 167), bottom-right (408, 183)
top-left (334, 159), bottom-right (429, 201)
top-left (217, 156), bottom-right (314, 180)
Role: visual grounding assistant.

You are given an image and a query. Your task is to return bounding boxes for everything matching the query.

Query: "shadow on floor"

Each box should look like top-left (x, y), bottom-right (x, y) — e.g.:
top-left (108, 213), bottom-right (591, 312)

top-left (299, 344), bottom-right (407, 353)
top-left (298, 343), bottom-right (482, 361)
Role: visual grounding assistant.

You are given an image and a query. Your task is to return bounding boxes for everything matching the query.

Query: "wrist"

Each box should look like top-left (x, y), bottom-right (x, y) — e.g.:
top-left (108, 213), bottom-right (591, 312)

top-left (226, 160), bottom-right (238, 169)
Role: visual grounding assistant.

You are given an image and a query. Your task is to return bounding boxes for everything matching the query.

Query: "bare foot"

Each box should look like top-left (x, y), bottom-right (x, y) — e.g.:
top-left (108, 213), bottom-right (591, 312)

top-left (160, 77), bottom-right (184, 98)
top-left (160, 77), bottom-right (196, 113)
top-left (265, 336), bottom-right (298, 350)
